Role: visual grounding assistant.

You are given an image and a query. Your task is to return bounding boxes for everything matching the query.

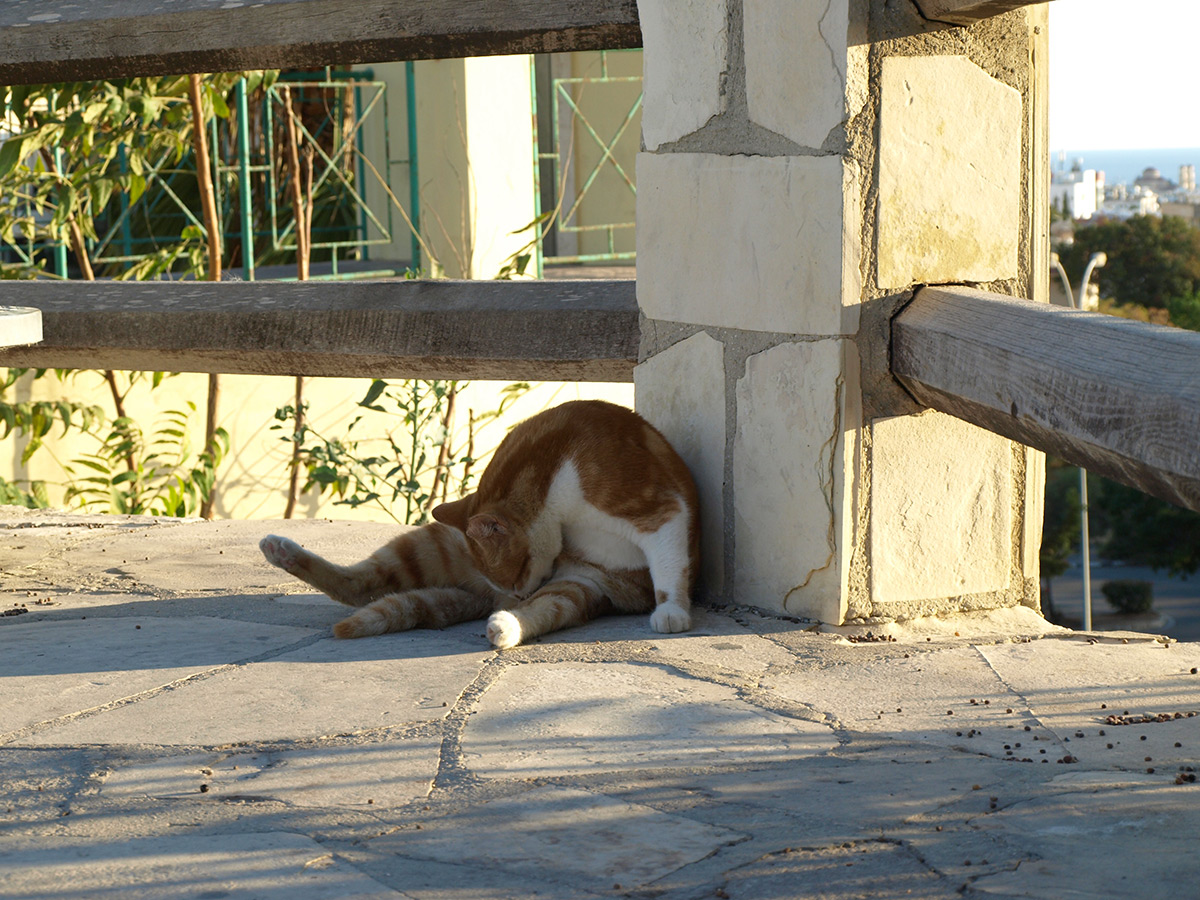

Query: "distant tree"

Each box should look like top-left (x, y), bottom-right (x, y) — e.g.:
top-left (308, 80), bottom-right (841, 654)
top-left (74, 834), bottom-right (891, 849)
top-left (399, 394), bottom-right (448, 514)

top-left (1167, 289), bottom-right (1200, 331)
top-left (1040, 457), bottom-right (1081, 623)
top-left (1050, 195), bottom-right (1070, 224)
top-left (1042, 459), bottom-right (1080, 581)
top-left (1096, 479), bottom-right (1200, 576)
top-left (1058, 215), bottom-right (1200, 309)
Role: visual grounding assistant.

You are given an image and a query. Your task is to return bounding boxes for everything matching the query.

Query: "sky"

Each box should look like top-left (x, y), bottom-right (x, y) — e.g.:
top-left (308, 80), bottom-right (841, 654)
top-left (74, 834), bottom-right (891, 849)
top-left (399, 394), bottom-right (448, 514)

top-left (1049, 0), bottom-right (1198, 151)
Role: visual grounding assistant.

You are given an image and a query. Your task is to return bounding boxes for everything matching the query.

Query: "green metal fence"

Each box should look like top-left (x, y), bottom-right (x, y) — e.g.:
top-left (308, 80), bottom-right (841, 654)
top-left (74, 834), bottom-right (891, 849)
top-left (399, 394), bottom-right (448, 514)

top-left (1, 68), bottom-right (420, 282)
top-left (533, 50), bottom-right (642, 273)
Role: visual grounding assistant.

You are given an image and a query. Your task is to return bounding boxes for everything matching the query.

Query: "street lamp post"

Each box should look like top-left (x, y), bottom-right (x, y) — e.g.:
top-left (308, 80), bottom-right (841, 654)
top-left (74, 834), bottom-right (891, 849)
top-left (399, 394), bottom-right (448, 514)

top-left (1049, 250), bottom-right (1107, 632)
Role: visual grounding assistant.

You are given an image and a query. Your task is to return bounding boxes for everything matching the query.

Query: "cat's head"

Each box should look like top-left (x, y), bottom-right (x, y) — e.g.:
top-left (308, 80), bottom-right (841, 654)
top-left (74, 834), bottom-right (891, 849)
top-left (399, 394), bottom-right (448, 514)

top-left (433, 497), bottom-right (543, 597)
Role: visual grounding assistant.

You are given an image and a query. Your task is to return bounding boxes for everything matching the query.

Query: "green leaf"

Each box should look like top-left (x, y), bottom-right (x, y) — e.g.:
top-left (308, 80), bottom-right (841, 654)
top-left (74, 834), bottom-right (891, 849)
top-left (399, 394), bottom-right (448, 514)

top-left (0, 135), bottom-right (30, 179)
top-left (90, 179), bottom-right (115, 215)
top-left (208, 88), bottom-right (230, 119)
top-left (359, 379), bottom-right (388, 409)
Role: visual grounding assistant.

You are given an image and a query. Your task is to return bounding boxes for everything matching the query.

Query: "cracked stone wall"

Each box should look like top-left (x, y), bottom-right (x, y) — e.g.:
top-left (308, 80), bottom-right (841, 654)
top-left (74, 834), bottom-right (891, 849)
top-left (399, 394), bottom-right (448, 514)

top-left (634, 0), bottom-right (1049, 624)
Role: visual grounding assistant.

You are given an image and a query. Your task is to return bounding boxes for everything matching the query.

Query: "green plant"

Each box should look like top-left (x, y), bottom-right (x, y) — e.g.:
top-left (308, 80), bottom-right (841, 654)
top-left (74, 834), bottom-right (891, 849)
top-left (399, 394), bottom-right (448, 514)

top-left (1101, 579), bottom-right (1154, 616)
top-left (0, 367), bottom-right (104, 507)
top-left (275, 378), bottom-right (529, 525)
top-left (63, 401), bottom-right (228, 517)
top-left (1167, 290), bottom-right (1200, 332)
top-left (0, 74), bottom-right (272, 279)
top-left (2, 368), bottom-right (226, 517)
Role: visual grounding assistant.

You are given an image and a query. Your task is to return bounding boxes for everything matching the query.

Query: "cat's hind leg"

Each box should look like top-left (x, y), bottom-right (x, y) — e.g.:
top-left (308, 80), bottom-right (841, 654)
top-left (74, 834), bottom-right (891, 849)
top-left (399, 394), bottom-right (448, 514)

top-left (637, 507), bottom-right (695, 634)
top-left (334, 587), bottom-right (495, 638)
top-left (487, 575), bottom-right (615, 649)
top-left (261, 533), bottom-right (377, 606)
top-left (261, 523), bottom-right (470, 607)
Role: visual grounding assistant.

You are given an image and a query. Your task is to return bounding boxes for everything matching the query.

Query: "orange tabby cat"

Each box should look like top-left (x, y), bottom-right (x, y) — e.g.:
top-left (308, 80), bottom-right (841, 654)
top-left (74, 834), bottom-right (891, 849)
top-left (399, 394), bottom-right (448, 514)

top-left (260, 400), bottom-right (699, 648)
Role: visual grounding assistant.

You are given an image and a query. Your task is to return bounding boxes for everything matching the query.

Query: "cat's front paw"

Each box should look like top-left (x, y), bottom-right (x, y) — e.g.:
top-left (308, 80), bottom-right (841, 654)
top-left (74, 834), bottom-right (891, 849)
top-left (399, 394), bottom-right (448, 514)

top-left (650, 601), bottom-right (692, 634)
top-left (486, 610), bottom-right (523, 650)
top-left (260, 534), bottom-right (305, 573)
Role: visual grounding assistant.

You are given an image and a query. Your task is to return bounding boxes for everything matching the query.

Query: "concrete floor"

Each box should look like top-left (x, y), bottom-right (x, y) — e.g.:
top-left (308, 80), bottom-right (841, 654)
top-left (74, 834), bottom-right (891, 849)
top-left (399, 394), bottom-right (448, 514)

top-left (2, 507), bottom-right (1200, 899)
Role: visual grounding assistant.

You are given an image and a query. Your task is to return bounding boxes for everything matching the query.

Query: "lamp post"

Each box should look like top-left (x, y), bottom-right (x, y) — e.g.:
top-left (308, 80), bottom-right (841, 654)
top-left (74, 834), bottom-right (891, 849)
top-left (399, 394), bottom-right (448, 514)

top-left (1050, 250), bottom-right (1107, 631)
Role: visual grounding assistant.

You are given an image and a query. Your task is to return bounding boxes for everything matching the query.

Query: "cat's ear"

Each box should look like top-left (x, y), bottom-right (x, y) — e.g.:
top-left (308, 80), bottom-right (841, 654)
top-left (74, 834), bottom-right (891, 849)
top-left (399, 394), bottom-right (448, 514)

top-left (432, 497), bottom-right (469, 531)
top-left (466, 512), bottom-right (509, 542)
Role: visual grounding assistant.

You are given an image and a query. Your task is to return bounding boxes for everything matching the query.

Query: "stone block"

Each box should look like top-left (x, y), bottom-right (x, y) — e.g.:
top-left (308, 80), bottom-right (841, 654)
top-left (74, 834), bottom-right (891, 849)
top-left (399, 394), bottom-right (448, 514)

top-left (744, 0), bottom-right (862, 149)
top-left (638, 153), bottom-right (861, 334)
top-left (635, 331), bottom-right (726, 594)
top-left (733, 340), bottom-right (855, 622)
top-left (876, 55), bottom-right (1021, 288)
top-left (870, 411), bottom-right (1012, 605)
top-left (637, 0), bottom-right (728, 150)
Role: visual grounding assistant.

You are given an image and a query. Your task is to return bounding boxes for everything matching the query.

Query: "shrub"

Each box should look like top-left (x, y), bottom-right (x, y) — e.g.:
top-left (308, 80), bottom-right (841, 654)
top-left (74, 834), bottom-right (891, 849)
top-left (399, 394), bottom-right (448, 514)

top-left (1101, 580), bottom-right (1154, 616)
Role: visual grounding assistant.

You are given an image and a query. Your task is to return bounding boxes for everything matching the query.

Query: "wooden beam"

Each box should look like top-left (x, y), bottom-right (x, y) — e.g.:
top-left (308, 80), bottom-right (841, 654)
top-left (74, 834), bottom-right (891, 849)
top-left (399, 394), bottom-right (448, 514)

top-left (0, 0), bottom-right (641, 85)
top-left (892, 286), bottom-right (1200, 512)
top-left (0, 279), bottom-right (638, 383)
top-left (914, 0), bottom-right (1048, 26)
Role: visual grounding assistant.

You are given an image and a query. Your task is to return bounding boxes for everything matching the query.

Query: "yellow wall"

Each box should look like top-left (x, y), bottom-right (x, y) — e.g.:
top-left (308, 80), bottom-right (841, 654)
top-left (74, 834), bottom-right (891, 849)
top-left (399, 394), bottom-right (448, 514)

top-left (2, 371), bottom-right (632, 523)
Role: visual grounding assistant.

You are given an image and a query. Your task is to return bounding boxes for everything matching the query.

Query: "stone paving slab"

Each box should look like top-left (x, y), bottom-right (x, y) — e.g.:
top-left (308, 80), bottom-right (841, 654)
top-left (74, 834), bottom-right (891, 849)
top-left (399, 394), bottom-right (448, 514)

top-left (0, 832), bottom-right (404, 900)
top-left (22, 628), bottom-right (488, 746)
top-left (464, 661), bottom-right (836, 778)
top-left (367, 786), bottom-right (746, 895)
top-left (3, 509), bottom-right (1200, 900)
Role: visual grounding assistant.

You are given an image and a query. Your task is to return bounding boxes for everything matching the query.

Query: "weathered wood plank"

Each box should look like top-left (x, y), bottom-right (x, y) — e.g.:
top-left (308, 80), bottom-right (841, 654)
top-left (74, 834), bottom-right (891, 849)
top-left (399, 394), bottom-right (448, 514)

top-left (892, 286), bottom-right (1200, 512)
top-left (914, 0), bottom-right (1047, 25)
top-left (0, 280), bottom-right (639, 382)
top-left (0, 0), bottom-right (641, 85)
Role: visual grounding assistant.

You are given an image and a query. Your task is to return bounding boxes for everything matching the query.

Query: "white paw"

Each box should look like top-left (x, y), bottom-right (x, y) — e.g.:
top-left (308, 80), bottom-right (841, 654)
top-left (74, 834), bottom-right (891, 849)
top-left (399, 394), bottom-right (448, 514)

top-left (260, 534), bottom-right (303, 572)
top-left (486, 610), bottom-right (523, 650)
top-left (650, 602), bottom-right (692, 634)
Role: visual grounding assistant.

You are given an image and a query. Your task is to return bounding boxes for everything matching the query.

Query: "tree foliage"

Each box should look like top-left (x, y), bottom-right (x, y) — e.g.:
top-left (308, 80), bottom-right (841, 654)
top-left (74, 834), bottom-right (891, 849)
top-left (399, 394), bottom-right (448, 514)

top-left (1041, 458), bottom-right (1081, 580)
top-left (1095, 479), bottom-right (1200, 576)
top-left (1058, 215), bottom-right (1200, 310)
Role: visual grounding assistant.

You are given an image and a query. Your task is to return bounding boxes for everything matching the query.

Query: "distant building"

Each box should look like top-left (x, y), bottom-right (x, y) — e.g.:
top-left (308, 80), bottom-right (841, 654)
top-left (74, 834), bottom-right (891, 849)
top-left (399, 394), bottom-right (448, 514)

top-left (1181, 164), bottom-right (1197, 193)
top-left (1050, 166), bottom-right (1099, 219)
top-left (1134, 166), bottom-right (1176, 194)
top-left (1101, 186), bottom-right (1161, 219)
top-left (1162, 200), bottom-right (1200, 227)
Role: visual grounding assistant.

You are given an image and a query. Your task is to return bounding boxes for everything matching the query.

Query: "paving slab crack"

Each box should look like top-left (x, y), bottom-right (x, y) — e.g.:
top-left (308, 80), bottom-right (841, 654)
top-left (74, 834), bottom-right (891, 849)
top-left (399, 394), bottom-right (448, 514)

top-left (429, 653), bottom-right (508, 793)
top-left (0, 631), bottom-right (329, 746)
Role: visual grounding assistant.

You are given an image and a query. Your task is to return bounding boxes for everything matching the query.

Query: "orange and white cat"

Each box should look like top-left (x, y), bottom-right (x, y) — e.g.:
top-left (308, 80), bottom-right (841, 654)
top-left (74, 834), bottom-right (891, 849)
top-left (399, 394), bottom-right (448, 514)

top-left (260, 400), bottom-right (699, 648)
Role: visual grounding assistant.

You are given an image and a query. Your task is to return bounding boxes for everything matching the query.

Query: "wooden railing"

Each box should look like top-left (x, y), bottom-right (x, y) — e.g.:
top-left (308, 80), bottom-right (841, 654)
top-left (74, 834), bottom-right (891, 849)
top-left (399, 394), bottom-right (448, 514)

top-left (0, 0), bottom-right (642, 84)
top-left (914, 0), bottom-right (1047, 26)
top-left (893, 286), bottom-right (1200, 513)
top-left (0, 280), bottom-right (638, 383)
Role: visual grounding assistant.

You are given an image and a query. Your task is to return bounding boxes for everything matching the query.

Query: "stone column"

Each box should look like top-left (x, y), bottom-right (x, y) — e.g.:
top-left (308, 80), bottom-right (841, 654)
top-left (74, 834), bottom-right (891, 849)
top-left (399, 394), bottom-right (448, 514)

top-left (634, 1), bottom-right (1048, 625)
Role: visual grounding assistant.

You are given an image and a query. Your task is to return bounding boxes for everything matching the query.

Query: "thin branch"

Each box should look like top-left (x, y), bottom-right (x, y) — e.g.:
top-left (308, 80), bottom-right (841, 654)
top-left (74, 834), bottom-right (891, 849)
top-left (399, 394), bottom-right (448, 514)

top-left (187, 74), bottom-right (223, 519)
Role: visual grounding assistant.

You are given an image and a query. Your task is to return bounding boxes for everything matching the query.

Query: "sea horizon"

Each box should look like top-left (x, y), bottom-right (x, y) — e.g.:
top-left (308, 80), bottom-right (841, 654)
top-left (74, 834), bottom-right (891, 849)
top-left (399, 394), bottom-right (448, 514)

top-left (1050, 147), bottom-right (1200, 187)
